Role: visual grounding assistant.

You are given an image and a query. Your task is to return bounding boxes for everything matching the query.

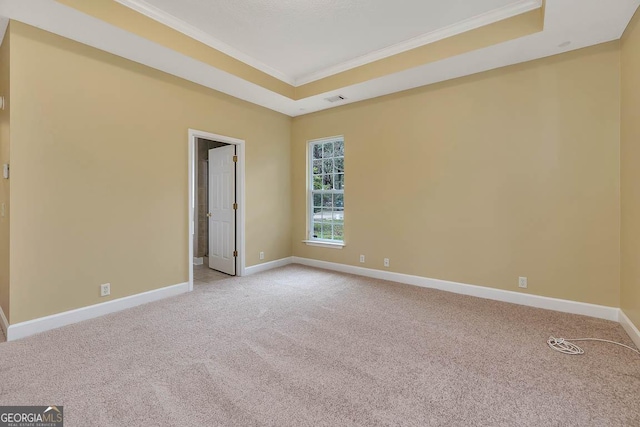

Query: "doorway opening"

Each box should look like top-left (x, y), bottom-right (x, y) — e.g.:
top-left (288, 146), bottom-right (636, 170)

top-left (188, 129), bottom-right (245, 291)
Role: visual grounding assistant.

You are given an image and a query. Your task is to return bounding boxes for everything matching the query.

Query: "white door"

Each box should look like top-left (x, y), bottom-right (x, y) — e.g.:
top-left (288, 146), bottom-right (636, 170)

top-left (208, 144), bottom-right (236, 275)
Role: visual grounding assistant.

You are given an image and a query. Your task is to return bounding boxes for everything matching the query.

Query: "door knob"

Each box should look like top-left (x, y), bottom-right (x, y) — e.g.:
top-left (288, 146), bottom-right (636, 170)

top-left (206, 212), bottom-right (213, 218)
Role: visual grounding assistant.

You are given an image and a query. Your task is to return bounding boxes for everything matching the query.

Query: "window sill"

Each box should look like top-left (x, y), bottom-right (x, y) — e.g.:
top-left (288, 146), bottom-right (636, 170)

top-left (302, 240), bottom-right (345, 249)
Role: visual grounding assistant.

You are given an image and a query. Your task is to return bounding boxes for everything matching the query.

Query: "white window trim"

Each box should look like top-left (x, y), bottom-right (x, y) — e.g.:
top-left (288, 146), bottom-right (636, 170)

top-left (302, 240), bottom-right (345, 249)
top-left (305, 135), bottom-right (345, 247)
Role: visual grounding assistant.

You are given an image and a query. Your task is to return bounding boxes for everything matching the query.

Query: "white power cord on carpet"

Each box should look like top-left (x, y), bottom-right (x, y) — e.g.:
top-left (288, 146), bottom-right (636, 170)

top-left (548, 336), bottom-right (640, 356)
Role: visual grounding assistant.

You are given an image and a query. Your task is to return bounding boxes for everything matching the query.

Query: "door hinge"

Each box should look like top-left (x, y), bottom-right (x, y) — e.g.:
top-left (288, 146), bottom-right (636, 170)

top-left (233, 155), bottom-right (238, 163)
top-left (233, 203), bottom-right (238, 210)
top-left (233, 250), bottom-right (238, 257)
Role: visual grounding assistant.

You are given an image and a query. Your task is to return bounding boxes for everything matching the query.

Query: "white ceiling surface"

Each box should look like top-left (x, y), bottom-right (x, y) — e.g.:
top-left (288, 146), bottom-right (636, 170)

top-left (139, 0), bottom-right (526, 83)
top-left (0, 0), bottom-right (638, 117)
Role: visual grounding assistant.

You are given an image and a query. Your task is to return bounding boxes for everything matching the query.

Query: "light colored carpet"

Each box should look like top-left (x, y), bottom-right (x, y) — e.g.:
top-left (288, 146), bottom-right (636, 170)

top-left (0, 265), bottom-right (638, 426)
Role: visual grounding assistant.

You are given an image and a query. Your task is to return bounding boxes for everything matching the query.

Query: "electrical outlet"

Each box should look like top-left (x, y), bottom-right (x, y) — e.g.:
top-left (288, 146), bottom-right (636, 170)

top-left (100, 283), bottom-right (111, 297)
top-left (359, 255), bottom-right (365, 263)
top-left (259, 251), bottom-right (265, 260)
top-left (518, 277), bottom-right (528, 289)
top-left (384, 258), bottom-right (390, 267)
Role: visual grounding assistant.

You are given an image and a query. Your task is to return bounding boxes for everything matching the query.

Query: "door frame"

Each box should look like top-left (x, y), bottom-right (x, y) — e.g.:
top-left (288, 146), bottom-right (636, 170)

top-left (188, 128), bottom-right (246, 292)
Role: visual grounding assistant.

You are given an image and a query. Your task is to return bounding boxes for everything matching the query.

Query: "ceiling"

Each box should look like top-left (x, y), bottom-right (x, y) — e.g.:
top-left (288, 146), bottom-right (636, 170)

top-left (0, 0), bottom-right (638, 117)
top-left (139, 0), bottom-right (527, 83)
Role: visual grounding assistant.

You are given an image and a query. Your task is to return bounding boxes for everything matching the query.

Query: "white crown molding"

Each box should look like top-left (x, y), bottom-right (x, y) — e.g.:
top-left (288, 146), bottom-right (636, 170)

top-left (2, 0), bottom-right (636, 117)
top-left (294, 0), bottom-right (543, 85)
top-left (114, 0), bottom-right (296, 85)
top-left (6, 281), bottom-right (189, 341)
top-left (291, 257), bottom-right (620, 321)
top-left (116, 0), bottom-right (541, 87)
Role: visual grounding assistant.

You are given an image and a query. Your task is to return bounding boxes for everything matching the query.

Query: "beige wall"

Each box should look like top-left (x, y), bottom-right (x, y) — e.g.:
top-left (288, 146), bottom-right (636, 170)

top-left (2, 19), bottom-right (631, 325)
top-left (0, 25), bottom-right (9, 322)
top-left (8, 22), bottom-right (291, 324)
top-left (621, 10), bottom-right (640, 330)
top-left (292, 42), bottom-right (621, 307)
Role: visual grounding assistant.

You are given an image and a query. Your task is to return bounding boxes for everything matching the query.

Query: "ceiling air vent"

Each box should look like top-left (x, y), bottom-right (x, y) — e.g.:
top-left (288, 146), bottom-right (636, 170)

top-left (325, 95), bottom-right (347, 103)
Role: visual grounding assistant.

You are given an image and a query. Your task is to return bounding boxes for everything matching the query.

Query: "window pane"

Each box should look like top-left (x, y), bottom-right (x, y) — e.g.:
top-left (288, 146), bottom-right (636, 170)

top-left (334, 223), bottom-right (344, 240)
top-left (309, 138), bottom-right (344, 242)
top-left (323, 174), bottom-right (333, 190)
top-left (321, 223), bottom-right (332, 239)
top-left (323, 142), bottom-right (333, 158)
top-left (313, 160), bottom-right (322, 175)
top-left (323, 159), bottom-right (333, 174)
top-left (313, 144), bottom-right (323, 159)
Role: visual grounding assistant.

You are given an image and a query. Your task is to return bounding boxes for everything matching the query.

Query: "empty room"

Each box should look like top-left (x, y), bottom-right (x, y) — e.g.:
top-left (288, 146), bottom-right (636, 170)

top-left (0, 0), bottom-right (639, 425)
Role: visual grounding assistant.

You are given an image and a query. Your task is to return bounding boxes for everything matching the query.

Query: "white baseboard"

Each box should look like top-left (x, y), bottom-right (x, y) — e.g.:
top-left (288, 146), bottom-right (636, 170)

top-left (193, 257), bottom-right (204, 265)
top-left (4, 257), bottom-right (634, 346)
top-left (619, 310), bottom-right (640, 350)
top-left (0, 304), bottom-right (8, 338)
top-left (6, 282), bottom-right (189, 342)
top-left (291, 257), bottom-right (620, 321)
top-left (244, 257), bottom-right (293, 276)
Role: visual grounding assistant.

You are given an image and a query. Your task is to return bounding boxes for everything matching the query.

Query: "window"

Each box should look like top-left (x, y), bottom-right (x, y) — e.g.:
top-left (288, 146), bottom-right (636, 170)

top-left (308, 137), bottom-right (344, 245)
